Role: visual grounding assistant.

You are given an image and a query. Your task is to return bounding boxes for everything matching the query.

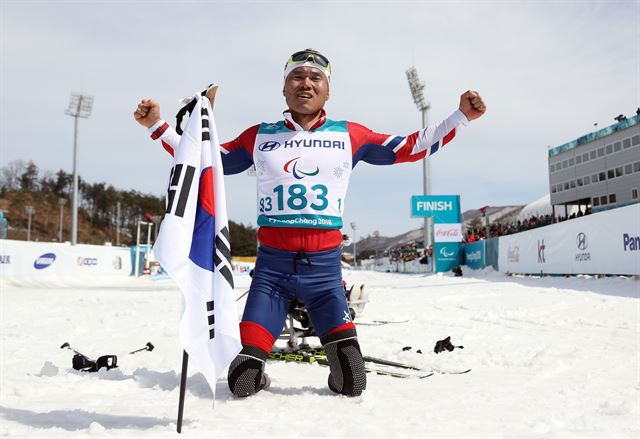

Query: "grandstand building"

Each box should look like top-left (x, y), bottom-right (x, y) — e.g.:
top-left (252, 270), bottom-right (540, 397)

top-left (548, 114), bottom-right (640, 215)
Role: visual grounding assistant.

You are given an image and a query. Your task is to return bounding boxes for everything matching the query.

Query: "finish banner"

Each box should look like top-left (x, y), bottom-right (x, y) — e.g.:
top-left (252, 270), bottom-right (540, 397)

top-left (411, 195), bottom-right (461, 224)
top-left (411, 195), bottom-right (462, 272)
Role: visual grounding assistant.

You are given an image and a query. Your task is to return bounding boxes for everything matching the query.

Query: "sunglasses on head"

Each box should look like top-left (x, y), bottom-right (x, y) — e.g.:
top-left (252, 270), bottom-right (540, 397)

top-left (289, 50), bottom-right (330, 68)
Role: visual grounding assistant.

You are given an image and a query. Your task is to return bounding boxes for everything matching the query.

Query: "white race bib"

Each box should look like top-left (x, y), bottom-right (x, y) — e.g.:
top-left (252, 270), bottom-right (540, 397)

top-left (253, 120), bottom-right (352, 229)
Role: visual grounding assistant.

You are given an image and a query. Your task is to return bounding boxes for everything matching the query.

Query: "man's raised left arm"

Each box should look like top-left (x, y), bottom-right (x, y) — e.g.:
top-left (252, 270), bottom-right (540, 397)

top-left (350, 91), bottom-right (486, 166)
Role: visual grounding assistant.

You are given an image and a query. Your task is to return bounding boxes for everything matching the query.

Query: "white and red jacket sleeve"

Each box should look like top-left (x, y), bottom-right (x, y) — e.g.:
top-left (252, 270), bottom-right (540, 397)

top-left (148, 120), bottom-right (257, 175)
top-left (348, 109), bottom-right (468, 167)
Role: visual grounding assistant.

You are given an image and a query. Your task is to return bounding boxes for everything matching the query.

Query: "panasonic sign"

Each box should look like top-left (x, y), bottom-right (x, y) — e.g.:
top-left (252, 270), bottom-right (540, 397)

top-left (623, 233), bottom-right (640, 251)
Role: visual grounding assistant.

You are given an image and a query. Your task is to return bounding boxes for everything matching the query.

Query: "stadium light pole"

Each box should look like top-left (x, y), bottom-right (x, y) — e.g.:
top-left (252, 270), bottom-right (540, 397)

top-left (65, 92), bottom-right (94, 246)
top-left (25, 205), bottom-right (35, 241)
top-left (406, 67), bottom-right (432, 257)
top-left (115, 201), bottom-right (121, 246)
top-left (58, 198), bottom-right (66, 242)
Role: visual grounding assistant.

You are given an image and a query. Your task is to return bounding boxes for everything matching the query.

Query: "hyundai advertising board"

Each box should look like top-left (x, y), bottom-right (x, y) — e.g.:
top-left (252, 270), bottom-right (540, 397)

top-left (498, 203), bottom-right (640, 275)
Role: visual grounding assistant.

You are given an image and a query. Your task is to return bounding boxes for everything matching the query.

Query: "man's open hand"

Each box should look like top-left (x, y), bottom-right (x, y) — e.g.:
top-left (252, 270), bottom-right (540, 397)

top-left (133, 99), bottom-right (161, 128)
top-left (459, 91), bottom-right (486, 122)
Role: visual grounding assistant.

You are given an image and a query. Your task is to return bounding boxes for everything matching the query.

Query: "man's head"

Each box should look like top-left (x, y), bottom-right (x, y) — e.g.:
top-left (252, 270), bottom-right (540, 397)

top-left (283, 49), bottom-right (331, 116)
top-left (284, 49), bottom-right (331, 82)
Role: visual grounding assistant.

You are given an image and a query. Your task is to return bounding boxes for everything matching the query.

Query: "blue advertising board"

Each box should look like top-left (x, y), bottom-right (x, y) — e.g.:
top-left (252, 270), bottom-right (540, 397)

top-left (434, 242), bottom-right (462, 272)
top-left (410, 195), bottom-right (461, 224)
top-left (463, 240), bottom-right (486, 270)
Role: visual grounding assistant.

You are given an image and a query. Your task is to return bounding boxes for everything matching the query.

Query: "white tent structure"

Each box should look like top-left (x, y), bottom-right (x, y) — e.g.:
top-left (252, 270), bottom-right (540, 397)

top-left (517, 194), bottom-right (578, 221)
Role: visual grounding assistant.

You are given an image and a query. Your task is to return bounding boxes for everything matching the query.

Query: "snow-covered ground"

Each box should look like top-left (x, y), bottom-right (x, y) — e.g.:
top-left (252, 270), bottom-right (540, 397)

top-left (1, 269), bottom-right (638, 438)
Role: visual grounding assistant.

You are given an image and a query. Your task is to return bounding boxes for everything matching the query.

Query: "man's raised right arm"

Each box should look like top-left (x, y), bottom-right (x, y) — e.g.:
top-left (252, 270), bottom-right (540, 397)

top-left (134, 99), bottom-right (180, 156)
top-left (133, 98), bottom-right (257, 174)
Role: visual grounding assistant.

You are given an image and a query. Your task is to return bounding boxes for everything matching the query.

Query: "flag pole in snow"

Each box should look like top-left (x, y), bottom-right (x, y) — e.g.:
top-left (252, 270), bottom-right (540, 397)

top-left (177, 350), bottom-right (189, 433)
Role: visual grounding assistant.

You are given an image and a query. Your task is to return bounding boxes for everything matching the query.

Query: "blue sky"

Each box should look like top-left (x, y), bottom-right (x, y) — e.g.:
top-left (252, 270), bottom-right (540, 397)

top-left (1, 0), bottom-right (638, 237)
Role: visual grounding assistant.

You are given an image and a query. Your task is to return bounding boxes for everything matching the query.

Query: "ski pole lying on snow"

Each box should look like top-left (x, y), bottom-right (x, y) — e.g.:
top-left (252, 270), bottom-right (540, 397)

top-left (129, 342), bottom-right (155, 354)
top-left (60, 342), bottom-right (88, 357)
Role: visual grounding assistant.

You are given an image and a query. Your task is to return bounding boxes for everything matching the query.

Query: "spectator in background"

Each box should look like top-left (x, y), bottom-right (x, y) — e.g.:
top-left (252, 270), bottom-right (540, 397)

top-left (466, 230), bottom-right (476, 243)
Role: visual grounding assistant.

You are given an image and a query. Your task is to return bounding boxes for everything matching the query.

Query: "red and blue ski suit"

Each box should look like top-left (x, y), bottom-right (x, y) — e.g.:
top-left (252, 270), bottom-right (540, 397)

top-left (150, 108), bottom-right (467, 354)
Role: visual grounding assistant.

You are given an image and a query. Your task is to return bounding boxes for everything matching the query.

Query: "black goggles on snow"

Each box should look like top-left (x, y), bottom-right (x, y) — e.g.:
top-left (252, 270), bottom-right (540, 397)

top-left (72, 353), bottom-right (118, 372)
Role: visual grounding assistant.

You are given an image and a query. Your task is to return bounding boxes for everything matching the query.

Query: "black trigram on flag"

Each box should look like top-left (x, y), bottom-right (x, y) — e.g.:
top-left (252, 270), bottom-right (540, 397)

top-left (201, 106), bottom-right (211, 142)
top-left (166, 164), bottom-right (196, 218)
top-left (207, 300), bottom-right (215, 339)
top-left (215, 226), bottom-right (234, 289)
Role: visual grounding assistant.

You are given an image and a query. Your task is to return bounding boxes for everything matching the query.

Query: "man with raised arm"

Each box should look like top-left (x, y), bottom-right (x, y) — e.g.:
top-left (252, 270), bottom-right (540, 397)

top-left (134, 48), bottom-right (486, 398)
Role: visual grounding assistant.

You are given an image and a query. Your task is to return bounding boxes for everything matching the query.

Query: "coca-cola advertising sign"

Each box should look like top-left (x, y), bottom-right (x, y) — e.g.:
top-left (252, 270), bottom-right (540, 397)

top-left (434, 223), bottom-right (463, 243)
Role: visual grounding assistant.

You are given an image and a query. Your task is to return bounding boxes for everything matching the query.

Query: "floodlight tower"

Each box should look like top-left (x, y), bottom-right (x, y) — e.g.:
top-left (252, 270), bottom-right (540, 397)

top-left (406, 67), bottom-right (432, 252)
top-left (65, 93), bottom-right (94, 246)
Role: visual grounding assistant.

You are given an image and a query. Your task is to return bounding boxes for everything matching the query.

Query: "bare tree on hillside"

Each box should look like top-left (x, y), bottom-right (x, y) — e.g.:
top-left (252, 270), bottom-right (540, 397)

top-left (0, 160), bottom-right (27, 191)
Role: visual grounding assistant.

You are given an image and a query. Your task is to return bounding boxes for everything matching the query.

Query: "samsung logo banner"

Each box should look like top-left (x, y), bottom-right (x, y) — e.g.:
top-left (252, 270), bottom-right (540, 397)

top-left (411, 195), bottom-right (461, 224)
top-left (1, 240), bottom-right (132, 277)
top-left (34, 253), bottom-right (56, 269)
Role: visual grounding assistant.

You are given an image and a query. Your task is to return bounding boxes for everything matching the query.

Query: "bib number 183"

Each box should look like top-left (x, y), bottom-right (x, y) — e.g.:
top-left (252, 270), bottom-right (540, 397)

top-left (259, 184), bottom-right (328, 212)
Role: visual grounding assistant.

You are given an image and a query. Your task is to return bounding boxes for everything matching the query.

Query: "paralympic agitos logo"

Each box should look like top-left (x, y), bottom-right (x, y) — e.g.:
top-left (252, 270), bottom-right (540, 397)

top-left (283, 157), bottom-right (319, 180)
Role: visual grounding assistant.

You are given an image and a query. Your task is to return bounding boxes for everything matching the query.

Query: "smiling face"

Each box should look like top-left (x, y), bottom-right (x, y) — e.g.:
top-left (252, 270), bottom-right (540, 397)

top-left (283, 66), bottom-right (330, 118)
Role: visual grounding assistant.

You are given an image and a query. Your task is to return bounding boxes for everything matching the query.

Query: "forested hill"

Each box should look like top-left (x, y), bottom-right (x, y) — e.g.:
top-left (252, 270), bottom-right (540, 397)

top-left (0, 160), bottom-right (258, 256)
